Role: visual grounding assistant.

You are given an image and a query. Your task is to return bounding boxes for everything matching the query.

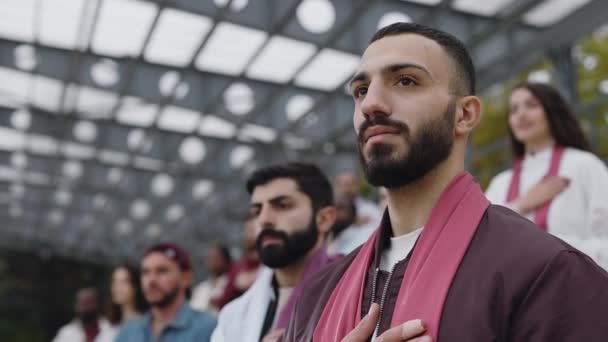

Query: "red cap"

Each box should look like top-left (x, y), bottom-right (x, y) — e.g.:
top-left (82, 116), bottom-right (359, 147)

top-left (143, 242), bottom-right (192, 272)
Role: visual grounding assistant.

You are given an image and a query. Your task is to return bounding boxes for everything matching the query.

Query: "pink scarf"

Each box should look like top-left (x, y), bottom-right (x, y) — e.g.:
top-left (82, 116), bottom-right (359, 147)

top-left (506, 145), bottom-right (564, 231)
top-left (313, 172), bottom-right (490, 341)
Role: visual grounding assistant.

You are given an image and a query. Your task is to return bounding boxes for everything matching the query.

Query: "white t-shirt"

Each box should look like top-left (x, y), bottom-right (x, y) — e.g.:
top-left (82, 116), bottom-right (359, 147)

top-left (371, 227), bottom-right (423, 341)
top-left (379, 228), bottom-right (423, 271)
top-left (485, 146), bottom-right (608, 269)
top-left (52, 319), bottom-right (114, 342)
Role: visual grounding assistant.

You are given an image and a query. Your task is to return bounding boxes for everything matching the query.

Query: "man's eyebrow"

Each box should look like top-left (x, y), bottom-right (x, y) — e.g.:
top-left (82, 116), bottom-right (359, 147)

top-left (251, 195), bottom-right (290, 207)
top-left (381, 62), bottom-right (433, 79)
top-left (349, 62), bottom-right (434, 87)
top-left (349, 71), bottom-right (369, 87)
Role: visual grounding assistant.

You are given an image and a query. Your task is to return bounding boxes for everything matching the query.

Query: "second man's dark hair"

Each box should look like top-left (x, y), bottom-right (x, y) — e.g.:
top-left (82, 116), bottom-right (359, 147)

top-left (246, 162), bottom-right (333, 212)
top-left (370, 22), bottom-right (476, 96)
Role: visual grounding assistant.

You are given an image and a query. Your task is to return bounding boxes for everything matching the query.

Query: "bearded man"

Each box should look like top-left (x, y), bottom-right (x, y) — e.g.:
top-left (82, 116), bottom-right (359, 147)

top-left (116, 242), bottom-right (216, 341)
top-left (212, 162), bottom-right (340, 342)
top-left (282, 22), bottom-right (608, 342)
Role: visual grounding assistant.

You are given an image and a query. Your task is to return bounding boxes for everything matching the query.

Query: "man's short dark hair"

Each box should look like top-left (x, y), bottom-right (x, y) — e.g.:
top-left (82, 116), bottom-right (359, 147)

top-left (370, 22), bottom-right (475, 96)
top-left (246, 162), bottom-right (333, 212)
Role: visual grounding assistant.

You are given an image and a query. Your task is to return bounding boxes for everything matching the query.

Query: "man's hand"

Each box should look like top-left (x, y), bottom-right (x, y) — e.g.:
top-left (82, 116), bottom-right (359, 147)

top-left (342, 304), bottom-right (432, 342)
top-left (513, 176), bottom-right (569, 214)
top-left (261, 328), bottom-right (285, 342)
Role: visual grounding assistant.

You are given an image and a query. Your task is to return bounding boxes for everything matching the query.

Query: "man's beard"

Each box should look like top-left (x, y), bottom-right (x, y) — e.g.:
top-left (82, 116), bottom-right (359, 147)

top-left (255, 217), bottom-right (319, 269)
top-left (358, 99), bottom-right (456, 189)
top-left (331, 217), bottom-right (353, 236)
top-left (147, 285), bottom-right (180, 309)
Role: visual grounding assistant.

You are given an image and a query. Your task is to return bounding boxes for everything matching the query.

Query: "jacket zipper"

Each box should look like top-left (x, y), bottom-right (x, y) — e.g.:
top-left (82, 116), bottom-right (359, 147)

top-left (370, 263), bottom-right (398, 338)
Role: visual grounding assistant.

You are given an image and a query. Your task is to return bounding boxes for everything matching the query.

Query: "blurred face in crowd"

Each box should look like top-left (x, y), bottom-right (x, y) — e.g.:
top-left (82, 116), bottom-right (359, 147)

top-left (334, 173), bottom-right (360, 198)
top-left (141, 252), bottom-right (191, 308)
top-left (508, 87), bottom-right (552, 147)
top-left (249, 178), bottom-right (325, 269)
top-left (75, 288), bottom-right (100, 324)
top-left (111, 267), bottom-right (135, 306)
top-left (243, 217), bottom-right (258, 253)
top-left (351, 34), bottom-right (458, 188)
top-left (332, 195), bottom-right (356, 236)
top-left (206, 246), bottom-right (230, 277)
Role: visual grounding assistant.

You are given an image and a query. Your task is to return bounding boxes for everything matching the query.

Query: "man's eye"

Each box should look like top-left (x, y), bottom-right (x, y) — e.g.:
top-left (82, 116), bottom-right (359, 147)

top-left (397, 76), bottom-right (417, 86)
top-left (353, 86), bottom-right (367, 98)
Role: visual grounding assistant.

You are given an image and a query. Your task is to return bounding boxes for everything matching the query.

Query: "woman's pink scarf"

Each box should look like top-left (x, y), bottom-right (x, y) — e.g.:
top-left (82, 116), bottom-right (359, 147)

top-left (313, 172), bottom-right (490, 341)
top-left (506, 145), bottom-right (564, 231)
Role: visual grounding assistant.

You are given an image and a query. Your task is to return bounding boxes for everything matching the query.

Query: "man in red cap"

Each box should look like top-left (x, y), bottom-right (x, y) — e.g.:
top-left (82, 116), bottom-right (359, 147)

top-left (116, 242), bottom-right (216, 341)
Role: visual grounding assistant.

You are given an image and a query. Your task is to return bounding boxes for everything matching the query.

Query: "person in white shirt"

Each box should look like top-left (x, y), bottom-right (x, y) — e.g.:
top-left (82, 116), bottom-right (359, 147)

top-left (191, 244), bottom-right (232, 315)
top-left (486, 82), bottom-right (608, 269)
top-left (327, 194), bottom-right (376, 255)
top-left (334, 172), bottom-right (383, 229)
top-left (52, 287), bottom-right (113, 342)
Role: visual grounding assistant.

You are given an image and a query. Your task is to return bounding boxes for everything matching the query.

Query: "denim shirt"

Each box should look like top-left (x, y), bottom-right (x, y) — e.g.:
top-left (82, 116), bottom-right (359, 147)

top-left (116, 302), bottom-right (216, 342)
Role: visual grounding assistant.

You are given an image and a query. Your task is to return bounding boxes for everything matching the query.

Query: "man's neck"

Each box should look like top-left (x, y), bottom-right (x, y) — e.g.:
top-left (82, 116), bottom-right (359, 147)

top-left (387, 157), bottom-right (463, 237)
top-left (151, 295), bottom-right (184, 336)
top-left (273, 241), bottom-right (323, 288)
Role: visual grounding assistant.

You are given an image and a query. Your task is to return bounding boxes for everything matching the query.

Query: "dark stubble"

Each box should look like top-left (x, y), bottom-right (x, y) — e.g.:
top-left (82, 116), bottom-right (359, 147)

top-left (358, 99), bottom-right (456, 189)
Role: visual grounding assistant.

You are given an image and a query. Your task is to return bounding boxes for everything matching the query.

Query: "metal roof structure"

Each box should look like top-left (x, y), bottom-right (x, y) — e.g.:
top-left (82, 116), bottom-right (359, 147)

top-left (0, 0), bottom-right (606, 266)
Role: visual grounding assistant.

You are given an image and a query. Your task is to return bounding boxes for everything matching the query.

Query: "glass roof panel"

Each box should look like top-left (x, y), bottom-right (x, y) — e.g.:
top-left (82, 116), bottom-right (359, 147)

top-left (239, 123), bottom-right (277, 143)
top-left (0, 0), bottom-right (36, 42)
top-left (199, 115), bottom-right (236, 139)
top-left (230, 145), bottom-right (254, 169)
top-left (195, 22), bottom-right (268, 76)
top-left (0, 127), bottom-right (25, 151)
top-left (144, 8), bottom-right (214, 67)
top-left (0, 67), bottom-right (30, 105)
top-left (247, 36), bottom-right (317, 83)
top-left (91, 0), bottom-right (159, 57)
top-left (99, 149), bottom-right (129, 166)
top-left (75, 85), bottom-right (118, 118)
top-left (39, 0), bottom-right (88, 49)
top-left (61, 142), bottom-right (96, 160)
top-left (294, 49), bottom-right (359, 91)
top-left (453, 0), bottom-right (517, 17)
top-left (116, 96), bottom-right (159, 127)
top-left (134, 156), bottom-right (163, 171)
top-left (157, 105), bottom-right (201, 133)
top-left (28, 133), bottom-right (59, 156)
top-left (31, 75), bottom-right (64, 112)
top-left (524, 0), bottom-right (592, 27)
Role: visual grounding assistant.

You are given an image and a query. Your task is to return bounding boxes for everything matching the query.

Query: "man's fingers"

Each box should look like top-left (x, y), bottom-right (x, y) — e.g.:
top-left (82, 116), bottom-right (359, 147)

top-left (261, 328), bottom-right (286, 342)
top-left (341, 303), bottom-right (380, 341)
top-left (375, 319), bottom-right (427, 342)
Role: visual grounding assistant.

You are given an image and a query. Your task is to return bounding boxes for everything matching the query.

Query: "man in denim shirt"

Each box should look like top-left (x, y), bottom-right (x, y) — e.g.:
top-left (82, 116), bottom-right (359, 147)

top-left (116, 242), bottom-right (216, 341)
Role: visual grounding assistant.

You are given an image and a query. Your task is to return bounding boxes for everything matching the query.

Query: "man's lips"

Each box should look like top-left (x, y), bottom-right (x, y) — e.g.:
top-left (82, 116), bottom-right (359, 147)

top-left (260, 236), bottom-right (283, 247)
top-left (363, 126), bottom-right (401, 143)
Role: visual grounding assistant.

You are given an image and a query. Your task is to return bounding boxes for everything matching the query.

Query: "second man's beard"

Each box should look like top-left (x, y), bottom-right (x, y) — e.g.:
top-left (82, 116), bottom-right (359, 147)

top-left (256, 218), bottom-right (319, 269)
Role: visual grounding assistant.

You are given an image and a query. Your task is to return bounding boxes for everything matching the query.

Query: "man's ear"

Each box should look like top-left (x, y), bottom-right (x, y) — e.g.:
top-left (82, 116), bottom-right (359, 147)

top-left (315, 206), bottom-right (337, 236)
top-left (455, 95), bottom-right (482, 136)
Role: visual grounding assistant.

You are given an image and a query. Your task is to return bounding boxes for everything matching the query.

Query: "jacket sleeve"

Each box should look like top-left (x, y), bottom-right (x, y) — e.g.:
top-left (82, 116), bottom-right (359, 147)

top-left (511, 250), bottom-right (608, 341)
